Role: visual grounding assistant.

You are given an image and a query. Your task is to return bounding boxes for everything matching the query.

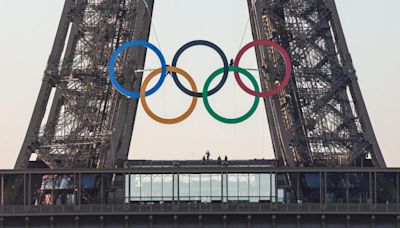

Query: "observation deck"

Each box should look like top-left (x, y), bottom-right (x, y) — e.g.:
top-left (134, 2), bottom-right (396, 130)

top-left (1, 160), bottom-right (399, 227)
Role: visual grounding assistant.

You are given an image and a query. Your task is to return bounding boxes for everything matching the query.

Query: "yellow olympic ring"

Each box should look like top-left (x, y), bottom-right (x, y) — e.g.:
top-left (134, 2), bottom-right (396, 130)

top-left (140, 66), bottom-right (198, 124)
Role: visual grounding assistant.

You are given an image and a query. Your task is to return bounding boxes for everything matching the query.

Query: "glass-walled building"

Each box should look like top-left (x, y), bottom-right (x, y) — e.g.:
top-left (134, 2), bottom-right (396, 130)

top-left (125, 173), bottom-right (277, 203)
top-left (1, 162), bottom-right (399, 207)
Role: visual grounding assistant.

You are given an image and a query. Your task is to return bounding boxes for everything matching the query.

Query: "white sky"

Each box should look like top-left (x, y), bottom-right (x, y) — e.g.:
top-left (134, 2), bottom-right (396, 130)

top-left (0, 0), bottom-right (399, 168)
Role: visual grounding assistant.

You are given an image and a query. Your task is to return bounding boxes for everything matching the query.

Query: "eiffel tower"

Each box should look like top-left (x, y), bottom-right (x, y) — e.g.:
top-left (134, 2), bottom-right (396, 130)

top-left (15, 0), bottom-right (385, 169)
top-left (3, 1), bottom-right (393, 227)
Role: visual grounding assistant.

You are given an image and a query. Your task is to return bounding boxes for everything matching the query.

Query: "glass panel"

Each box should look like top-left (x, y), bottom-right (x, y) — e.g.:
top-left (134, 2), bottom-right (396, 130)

top-left (222, 173), bottom-right (228, 203)
top-left (31, 174), bottom-right (45, 205)
top-left (174, 174), bottom-right (178, 201)
top-left (31, 174), bottom-right (75, 206)
top-left (130, 174), bottom-right (140, 201)
top-left (211, 174), bottom-right (222, 202)
top-left (348, 172), bottom-right (370, 203)
top-left (249, 173), bottom-right (260, 202)
top-left (321, 172), bottom-right (326, 204)
top-left (163, 174), bottom-right (173, 201)
top-left (277, 188), bottom-right (284, 202)
top-left (152, 174), bottom-right (162, 201)
top-left (109, 173), bottom-right (125, 204)
top-left (238, 174), bottom-right (249, 201)
top-left (327, 173), bottom-right (347, 203)
top-left (80, 174), bottom-right (99, 204)
top-left (179, 174), bottom-right (189, 201)
top-left (101, 174), bottom-right (111, 205)
top-left (276, 173), bottom-right (289, 203)
top-left (228, 174), bottom-right (238, 201)
top-left (376, 172), bottom-right (397, 204)
top-left (125, 174), bottom-right (129, 203)
top-left (271, 173), bottom-right (276, 201)
top-left (260, 173), bottom-right (269, 202)
top-left (299, 173), bottom-right (320, 203)
top-left (292, 173), bottom-right (300, 203)
top-left (190, 174), bottom-right (200, 201)
top-left (38, 174), bottom-right (53, 205)
top-left (141, 174), bottom-right (151, 202)
top-left (201, 173), bottom-right (211, 203)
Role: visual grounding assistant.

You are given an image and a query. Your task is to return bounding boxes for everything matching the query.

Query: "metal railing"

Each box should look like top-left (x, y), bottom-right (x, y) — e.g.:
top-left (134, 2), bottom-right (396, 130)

top-left (1, 203), bottom-right (399, 216)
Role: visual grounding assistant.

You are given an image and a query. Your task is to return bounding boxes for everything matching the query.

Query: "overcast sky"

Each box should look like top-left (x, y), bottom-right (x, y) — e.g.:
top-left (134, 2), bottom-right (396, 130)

top-left (0, 0), bottom-right (399, 168)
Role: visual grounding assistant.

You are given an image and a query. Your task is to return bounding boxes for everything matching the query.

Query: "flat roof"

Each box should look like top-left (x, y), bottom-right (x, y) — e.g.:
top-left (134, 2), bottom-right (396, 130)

top-left (125, 159), bottom-right (278, 168)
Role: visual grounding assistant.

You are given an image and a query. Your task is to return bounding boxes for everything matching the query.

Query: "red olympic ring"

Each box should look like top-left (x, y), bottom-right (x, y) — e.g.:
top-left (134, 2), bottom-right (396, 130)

top-left (233, 40), bottom-right (292, 97)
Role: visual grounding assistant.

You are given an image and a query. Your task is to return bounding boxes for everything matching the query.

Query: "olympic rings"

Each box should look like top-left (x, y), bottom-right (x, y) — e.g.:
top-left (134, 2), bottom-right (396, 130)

top-left (108, 40), bottom-right (167, 98)
top-left (234, 39), bottom-right (292, 97)
top-left (140, 66), bottom-right (198, 124)
top-left (203, 66), bottom-right (260, 124)
top-left (108, 39), bottom-right (292, 124)
top-left (171, 40), bottom-right (229, 97)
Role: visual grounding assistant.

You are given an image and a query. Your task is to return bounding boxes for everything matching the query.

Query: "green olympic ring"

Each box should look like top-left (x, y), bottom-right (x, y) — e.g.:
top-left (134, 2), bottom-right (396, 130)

top-left (202, 66), bottom-right (260, 124)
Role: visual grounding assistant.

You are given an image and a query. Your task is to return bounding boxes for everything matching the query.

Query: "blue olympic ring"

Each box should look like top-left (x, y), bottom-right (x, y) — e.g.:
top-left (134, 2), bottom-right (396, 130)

top-left (108, 40), bottom-right (167, 98)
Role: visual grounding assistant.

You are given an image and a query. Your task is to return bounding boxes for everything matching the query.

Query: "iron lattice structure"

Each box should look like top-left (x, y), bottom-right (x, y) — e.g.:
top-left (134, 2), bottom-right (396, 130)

top-left (15, 0), bottom-right (385, 169)
top-left (15, 0), bottom-right (154, 169)
top-left (247, 0), bottom-right (385, 167)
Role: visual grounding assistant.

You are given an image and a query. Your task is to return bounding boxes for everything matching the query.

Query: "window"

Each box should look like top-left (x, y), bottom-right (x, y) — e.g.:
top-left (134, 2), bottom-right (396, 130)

top-left (201, 174), bottom-right (211, 202)
top-left (152, 174), bottom-right (162, 201)
top-left (223, 173), bottom-right (228, 202)
top-left (179, 174), bottom-right (189, 201)
top-left (299, 173), bottom-right (320, 203)
top-left (174, 174), bottom-right (179, 201)
top-left (125, 175), bottom-right (130, 203)
top-left (376, 172), bottom-right (397, 204)
top-left (141, 174), bottom-right (151, 201)
top-left (277, 188), bottom-right (285, 203)
top-left (130, 174), bottom-right (140, 201)
top-left (238, 174), bottom-right (249, 201)
top-left (260, 173), bottom-right (270, 202)
top-left (163, 174), bottom-right (173, 201)
top-left (190, 174), bottom-right (200, 201)
top-left (271, 174), bottom-right (276, 201)
top-left (327, 173), bottom-right (347, 203)
top-left (125, 172), bottom-right (278, 204)
top-left (211, 174), bottom-right (222, 202)
top-left (249, 173), bottom-right (260, 202)
top-left (228, 174), bottom-right (239, 201)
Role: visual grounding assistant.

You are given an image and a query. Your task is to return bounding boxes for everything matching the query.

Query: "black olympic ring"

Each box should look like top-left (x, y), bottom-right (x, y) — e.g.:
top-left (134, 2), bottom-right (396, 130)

top-left (171, 40), bottom-right (229, 97)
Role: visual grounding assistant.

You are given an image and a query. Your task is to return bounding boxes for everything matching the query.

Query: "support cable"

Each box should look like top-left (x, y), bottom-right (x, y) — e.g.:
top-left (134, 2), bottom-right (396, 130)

top-left (238, 17), bottom-right (250, 53)
top-left (142, 0), bottom-right (162, 51)
top-left (142, 0), bottom-right (167, 116)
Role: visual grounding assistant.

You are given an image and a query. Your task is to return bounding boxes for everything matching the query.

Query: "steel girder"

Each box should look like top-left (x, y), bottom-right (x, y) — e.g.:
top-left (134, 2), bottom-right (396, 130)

top-left (247, 0), bottom-right (385, 167)
top-left (15, 0), bottom-right (155, 169)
